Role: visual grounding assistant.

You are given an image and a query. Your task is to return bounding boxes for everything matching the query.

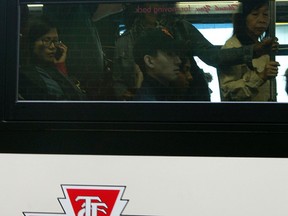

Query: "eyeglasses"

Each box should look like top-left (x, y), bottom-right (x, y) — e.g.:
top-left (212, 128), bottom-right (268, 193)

top-left (41, 38), bottom-right (61, 47)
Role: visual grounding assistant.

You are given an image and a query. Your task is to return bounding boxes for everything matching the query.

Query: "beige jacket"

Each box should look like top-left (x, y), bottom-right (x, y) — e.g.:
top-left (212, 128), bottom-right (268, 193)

top-left (219, 35), bottom-right (271, 101)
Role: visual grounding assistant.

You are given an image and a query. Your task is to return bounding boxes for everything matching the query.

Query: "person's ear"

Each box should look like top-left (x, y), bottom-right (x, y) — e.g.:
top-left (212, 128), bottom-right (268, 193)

top-left (144, 55), bottom-right (155, 69)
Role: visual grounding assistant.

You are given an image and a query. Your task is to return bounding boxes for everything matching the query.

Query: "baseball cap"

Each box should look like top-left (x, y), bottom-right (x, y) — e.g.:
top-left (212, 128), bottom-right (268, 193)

top-left (133, 27), bottom-right (184, 68)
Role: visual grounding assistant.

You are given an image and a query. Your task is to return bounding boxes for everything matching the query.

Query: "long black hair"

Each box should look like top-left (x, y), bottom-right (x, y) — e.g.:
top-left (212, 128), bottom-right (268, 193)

top-left (233, 0), bottom-right (269, 45)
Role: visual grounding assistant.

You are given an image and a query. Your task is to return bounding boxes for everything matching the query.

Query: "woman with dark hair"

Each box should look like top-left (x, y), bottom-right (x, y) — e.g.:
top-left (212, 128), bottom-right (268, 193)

top-left (218, 0), bottom-right (280, 101)
top-left (19, 16), bottom-right (86, 100)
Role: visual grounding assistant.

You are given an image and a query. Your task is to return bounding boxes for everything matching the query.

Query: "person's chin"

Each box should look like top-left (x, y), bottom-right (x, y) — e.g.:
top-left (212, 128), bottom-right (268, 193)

top-left (45, 57), bottom-right (55, 63)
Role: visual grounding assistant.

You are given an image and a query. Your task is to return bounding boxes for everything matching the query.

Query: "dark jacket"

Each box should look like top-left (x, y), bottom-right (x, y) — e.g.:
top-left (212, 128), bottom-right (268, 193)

top-left (134, 75), bottom-right (179, 101)
top-left (19, 65), bottom-right (86, 100)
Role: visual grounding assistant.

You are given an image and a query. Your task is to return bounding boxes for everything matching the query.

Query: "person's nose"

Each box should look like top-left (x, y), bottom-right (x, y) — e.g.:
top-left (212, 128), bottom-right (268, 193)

top-left (258, 14), bottom-right (269, 24)
top-left (49, 41), bottom-right (57, 49)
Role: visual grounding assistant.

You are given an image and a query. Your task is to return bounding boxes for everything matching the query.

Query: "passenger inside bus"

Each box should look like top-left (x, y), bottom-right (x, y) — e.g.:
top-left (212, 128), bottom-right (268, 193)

top-left (42, 4), bottom-right (105, 100)
top-left (19, 16), bottom-right (86, 100)
top-left (218, 0), bottom-right (280, 101)
top-left (112, 2), bottom-right (279, 101)
top-left (133, 28), bottom-right (183, 101)
top-left (18, 1), bottom-right (282, 102)
top-left (178, 52), bottom-right (213, 101)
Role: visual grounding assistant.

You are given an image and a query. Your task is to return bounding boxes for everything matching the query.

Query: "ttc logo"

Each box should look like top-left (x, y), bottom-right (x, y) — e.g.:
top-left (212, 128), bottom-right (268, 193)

top-left (23, 185), bottom-right (128, 216)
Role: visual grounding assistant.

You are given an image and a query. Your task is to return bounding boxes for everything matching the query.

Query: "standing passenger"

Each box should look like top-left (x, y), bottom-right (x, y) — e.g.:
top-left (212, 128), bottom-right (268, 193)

top-left (218, 0), bottom-right (280, 101)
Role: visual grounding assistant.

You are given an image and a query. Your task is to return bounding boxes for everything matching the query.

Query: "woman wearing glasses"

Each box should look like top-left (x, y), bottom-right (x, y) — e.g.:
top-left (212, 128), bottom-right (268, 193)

top-left (19, 16), bottom-right (86, 100)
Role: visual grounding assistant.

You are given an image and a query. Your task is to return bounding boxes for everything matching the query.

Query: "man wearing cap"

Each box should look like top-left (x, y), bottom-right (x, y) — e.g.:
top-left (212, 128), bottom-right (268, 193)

top-left (113, 2), bottom-right (278, 101)
top-left (133, 28), bottom-right (184, 101)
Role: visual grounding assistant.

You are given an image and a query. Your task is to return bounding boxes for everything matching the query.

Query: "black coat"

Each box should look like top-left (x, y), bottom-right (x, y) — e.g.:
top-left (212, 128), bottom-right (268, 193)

top-left (19, 65), bottom-right (86, 100)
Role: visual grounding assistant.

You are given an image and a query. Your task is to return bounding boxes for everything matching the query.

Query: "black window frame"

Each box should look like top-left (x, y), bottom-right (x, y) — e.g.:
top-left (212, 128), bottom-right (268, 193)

top-left (1, 0), bottom-right (288, 158)
top-left (2, 0), bottom-right (288, 134)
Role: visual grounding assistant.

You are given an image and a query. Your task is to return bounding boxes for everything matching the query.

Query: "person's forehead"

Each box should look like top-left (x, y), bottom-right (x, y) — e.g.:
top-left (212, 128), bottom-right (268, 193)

top-left (251, 4), bottom-right (269, 12)
top-left (42, 28), bottom-right (58, 36)
top-left (41, 36), bottom-right (58, 40)
top-left (156, 49), bottom-right (178, 57)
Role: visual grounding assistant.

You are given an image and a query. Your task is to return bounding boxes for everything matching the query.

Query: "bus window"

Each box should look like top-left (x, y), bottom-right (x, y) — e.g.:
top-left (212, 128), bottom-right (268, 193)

top-left (18, 1), bottom-right (287, 103)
